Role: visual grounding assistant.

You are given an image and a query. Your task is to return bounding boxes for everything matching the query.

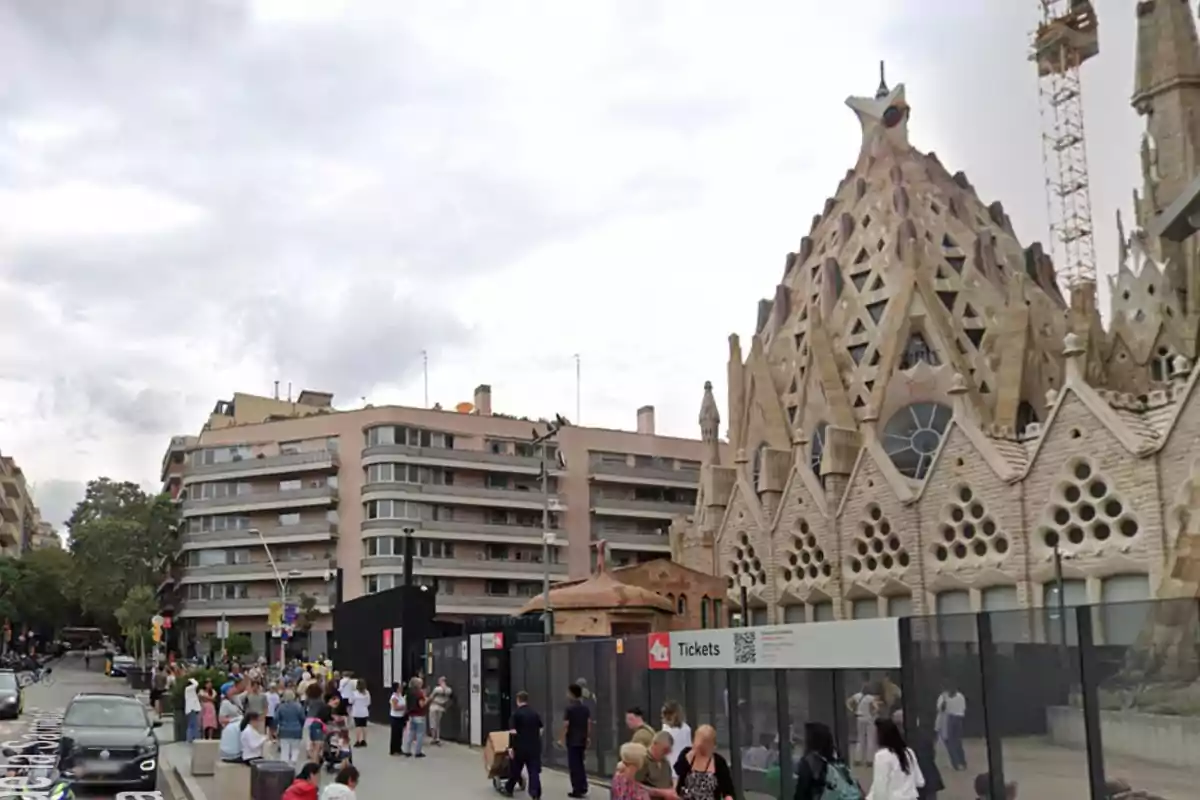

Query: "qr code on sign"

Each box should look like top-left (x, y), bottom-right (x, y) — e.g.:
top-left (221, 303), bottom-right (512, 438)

top-left (733, 631), bottom-right (757, 665)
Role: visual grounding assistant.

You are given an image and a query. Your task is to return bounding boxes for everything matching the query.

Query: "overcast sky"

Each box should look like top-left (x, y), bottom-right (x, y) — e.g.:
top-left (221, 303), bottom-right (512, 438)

top-left (0, 0), bottom-right (1147, 527)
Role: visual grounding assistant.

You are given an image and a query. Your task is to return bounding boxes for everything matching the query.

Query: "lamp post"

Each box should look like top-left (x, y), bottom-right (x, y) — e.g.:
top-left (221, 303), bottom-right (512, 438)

top-left (1051, 540), bottom-right (1070, 662)
top-left (252, 528), bottom-right (302, 671)
top-left (532, 415), bottom-right (569, 638)
top-left (738, 574), bottom-right (754, 628)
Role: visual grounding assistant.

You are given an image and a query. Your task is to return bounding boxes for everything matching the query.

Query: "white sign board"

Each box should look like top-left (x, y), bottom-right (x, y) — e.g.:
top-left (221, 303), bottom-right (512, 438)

top-left (648, 618), bottom-right (901, 670)
top-left (469, 634), bottom-right (483, 746)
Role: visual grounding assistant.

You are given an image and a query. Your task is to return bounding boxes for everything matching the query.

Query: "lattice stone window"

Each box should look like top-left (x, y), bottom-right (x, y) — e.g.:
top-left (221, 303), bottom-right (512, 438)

top-left (898, 332), bottom-right (941, 369)
top-left (809, 422), bottom-right (828, 477)
top-left (845, 503), bottom-right (911, 578)
top-left (1150, 345), bottom-right (1177, 383)
top-left (1037, 459), bottom-right (1141, 550)
top-left (781, 517), bottom-right (832, 583)
top-left (933, 485), bottom-right (1009, 563)
top-left (727, 531), bottom-right (768, 590)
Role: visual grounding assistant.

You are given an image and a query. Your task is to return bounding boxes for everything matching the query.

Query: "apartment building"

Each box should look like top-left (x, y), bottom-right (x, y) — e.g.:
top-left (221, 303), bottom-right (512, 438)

top-left (165, 384), bottom-right (707, 654)
top-left (0, 453), bottom-right (57, 556)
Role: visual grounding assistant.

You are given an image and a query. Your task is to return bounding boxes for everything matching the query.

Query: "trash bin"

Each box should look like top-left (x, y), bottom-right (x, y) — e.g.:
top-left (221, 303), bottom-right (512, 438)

top-left (250, 760), bottom-right (295, 800)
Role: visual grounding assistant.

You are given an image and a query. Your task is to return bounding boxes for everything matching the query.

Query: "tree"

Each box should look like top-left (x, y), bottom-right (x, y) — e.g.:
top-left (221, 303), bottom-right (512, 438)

top-left (66, 479), bottom-right (179, 623)
top-left (294, 593), bottom-right (319, 634)
top-left (114, 585), bottom-right (158, 668)
top-left (0, 550), bottom-right (77, 648)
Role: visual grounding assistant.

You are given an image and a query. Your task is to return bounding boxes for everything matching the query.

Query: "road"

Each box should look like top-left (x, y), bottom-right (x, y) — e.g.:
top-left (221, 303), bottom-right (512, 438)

top-left (1, 653), bottom-right (176, 800)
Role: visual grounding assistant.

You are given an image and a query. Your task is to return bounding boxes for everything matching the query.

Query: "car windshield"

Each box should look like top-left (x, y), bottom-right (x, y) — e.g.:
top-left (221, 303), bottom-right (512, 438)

top-left (64, 700), bottom-right (147, 728)
top-left (0, 673), bottom-right (16, 691)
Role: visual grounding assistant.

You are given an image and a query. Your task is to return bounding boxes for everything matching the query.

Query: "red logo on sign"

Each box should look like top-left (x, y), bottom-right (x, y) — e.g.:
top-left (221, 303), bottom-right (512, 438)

top-left (647, 633), bottom-right (671, 669)
top-left (383, 629), bottom-right (392, 649)
top-left (493, 632), bottom-right (504, 649)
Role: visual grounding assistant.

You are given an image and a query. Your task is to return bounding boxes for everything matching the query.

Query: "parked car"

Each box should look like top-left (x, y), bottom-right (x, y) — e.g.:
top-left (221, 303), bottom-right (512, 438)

top-left (0, 670), bottom-right (22, 719)
top-left (59, 692), bottom-right (160, 793)
top-left (108, 655), bottom-right (136, 678)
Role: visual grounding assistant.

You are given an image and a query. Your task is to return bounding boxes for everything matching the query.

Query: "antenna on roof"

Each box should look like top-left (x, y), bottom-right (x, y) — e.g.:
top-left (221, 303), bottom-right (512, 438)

top-left (876, 60), bottom-right (889, 98)
top-left (287, 382), bottom-right (292, 402)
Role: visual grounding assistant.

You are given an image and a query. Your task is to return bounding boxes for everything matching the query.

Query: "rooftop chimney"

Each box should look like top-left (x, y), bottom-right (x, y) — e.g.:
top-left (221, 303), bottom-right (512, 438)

top-left (637, 405), bottom-right (656, 435)
top-left (474, 384), bottom-right (493, 416)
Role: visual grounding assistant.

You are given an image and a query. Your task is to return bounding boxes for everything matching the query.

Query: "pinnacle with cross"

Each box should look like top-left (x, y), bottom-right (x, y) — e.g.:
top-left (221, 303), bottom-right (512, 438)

top-left (593, 539), bottom-right (608, 574)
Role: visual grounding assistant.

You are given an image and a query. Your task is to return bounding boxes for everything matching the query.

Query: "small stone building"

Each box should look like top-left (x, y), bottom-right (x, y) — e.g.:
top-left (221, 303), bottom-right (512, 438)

top-left (672, 3), bottom-right (1200, 639)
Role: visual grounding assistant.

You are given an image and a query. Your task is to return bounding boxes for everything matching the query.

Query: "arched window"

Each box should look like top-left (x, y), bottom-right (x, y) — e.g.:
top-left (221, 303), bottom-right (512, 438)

top-left (809, 422), bottom-right (828, 477)
top-left (700, 597), bottom-right (710, 629)
top-left (751, 442), bottom-right (768, 487)
top-left (898, 331), bottom-right (940, 369)
top-left (677, 594), bottom-right (687, 615)
top-left (882, 403), bottom-right (952, 479)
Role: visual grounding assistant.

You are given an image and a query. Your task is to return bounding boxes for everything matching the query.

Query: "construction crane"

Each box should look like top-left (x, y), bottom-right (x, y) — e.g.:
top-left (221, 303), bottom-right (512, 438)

top-left (1030, 0), bottom-right (1100, 291)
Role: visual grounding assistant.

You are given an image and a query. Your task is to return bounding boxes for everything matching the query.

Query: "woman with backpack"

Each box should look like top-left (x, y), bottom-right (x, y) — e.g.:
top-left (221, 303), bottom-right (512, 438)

top-left (794, 722), bottom-right (862, 800)
top-left (866, 719), bottom-right (925, 800)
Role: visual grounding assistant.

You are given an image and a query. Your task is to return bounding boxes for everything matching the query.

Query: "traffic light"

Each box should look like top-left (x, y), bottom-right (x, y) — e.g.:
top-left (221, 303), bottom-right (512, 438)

top-left (151, 622), bottom-right (162, 644)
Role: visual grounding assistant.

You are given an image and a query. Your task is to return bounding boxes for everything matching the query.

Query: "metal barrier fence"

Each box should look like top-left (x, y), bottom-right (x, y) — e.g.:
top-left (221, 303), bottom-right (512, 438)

top-left (510, 598), bottom-right (1200, 800)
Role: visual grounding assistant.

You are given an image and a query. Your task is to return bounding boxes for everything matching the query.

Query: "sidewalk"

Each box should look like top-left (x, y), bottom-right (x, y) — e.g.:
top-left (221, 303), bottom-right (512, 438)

top-left (162, 721), bottom-right (592, 800)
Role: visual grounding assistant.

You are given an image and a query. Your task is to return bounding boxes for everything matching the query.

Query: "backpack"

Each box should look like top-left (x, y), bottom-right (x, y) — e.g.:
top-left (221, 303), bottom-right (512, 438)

top-left (815, 755), bottom-right (863, 800)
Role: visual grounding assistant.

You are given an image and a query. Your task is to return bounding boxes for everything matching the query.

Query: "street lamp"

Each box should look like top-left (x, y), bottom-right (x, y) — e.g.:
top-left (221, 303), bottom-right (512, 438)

top-left (251, 528), bottom-right (301, 670)
top-left (532, 415), bottom-right (569, 638)
top-left (1048, 539), bottom-right (1074, 658)
top-left (737, 574), bottom-right (755, 628)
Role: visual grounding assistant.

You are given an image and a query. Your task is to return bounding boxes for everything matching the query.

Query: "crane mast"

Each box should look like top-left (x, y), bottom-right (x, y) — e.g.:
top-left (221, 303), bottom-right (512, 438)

top-left (1031, 0), bottom-right (1100, 290)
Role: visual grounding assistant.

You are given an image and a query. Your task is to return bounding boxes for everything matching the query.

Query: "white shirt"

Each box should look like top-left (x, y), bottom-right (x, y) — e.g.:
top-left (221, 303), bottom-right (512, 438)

top-left (266, 692), bottom-right (281, 717)
top-left (218, 717), bottom-right (243, 760)
top-left (350, 690), bottom-right (370, 718)
top-left (937, 692), bottom-right (966, 717)
top-left (389, 692), bottom-right (406, 718)
top-left (662, 722), bottom-right (691, 768)
top-left (851, 692), bottom-right (878, 721)
top-left (184, 680), bottom-right (201, 714)
top-left (240, 725), bottom-right (268, 761)
top-left (866, 748), bottom-right (924, 800)
top-left (339, 677), bottom-right (354, 697)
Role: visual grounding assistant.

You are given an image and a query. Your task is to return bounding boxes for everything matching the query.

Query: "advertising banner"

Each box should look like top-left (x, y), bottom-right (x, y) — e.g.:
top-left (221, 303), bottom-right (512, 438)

top-left (647, 618), bottom-right (901, 670)
top-left (382, 629), bottom-right (393, 686)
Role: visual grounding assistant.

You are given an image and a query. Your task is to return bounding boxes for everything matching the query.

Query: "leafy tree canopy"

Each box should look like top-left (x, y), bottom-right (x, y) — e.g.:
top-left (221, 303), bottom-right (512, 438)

top-left (66, 478), bottom-right (179, 621)
top-left (0, 549), bottom-right (77, 633)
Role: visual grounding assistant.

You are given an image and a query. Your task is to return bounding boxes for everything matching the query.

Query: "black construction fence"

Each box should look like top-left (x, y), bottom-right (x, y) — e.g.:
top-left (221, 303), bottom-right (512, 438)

top-left (507, 598), bottom-right (1200, 800)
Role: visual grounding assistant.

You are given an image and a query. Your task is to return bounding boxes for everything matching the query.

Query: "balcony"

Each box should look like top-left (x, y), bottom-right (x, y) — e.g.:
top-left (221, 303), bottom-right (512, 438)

top-left (1, 476), bottom-right (21, 499)
top-left (183, 450), bottom-right (339, 484)
top-left (0, 522), bottom-right (17, 547)
top-left (360, 556), bottom-right (569, 581)
top-left (0, 498), bottom-right (17, 523)
top-left (362, 483), bottom-right (565, 512)
top-left (597, 530), bottom-right (673, 552)
top-left (590, 497), bottom-right (693, 520)
top-left (182, 485), bottom-right (337, 516)
top-left (361, 518), bottom-right (566, 546)
top-left (180, 557), bottom-right (335, 583)
top-left (588, 460), bottom-right (700, 488)
top-left (436, 593), bottom-right (531, 615)
top-left (177, 596), bottom-right (333, 619)
top-left (180, 521), bottom-right (338, 550)
top-left (362, 443), bottom-right (553, 476)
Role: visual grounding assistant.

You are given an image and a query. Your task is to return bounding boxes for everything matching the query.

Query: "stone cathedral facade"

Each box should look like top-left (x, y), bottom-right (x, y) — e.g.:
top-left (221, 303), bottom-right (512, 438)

top-left (672, 2), bottom-right (1200, 631)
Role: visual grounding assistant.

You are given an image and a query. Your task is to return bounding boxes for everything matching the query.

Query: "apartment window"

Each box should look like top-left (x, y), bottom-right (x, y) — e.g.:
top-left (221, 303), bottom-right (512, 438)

top-left (366, 464), bottom-right (389, 483)
top-left (280, 479), bottom-right (302, 491)
top-left (280, 441), bottom-right (302, 455)
top-left (486, 580), bottom-right (511, 596)
top-left (191, 446), bottom-right (252, 466)
top-left (326, 437), bottom-right (339, 453)
top-left (486, 544), bottom-right (509, 561)
top-left (417, 540), bottom-right (454, 559)
top-left (279, 512), bottom-right (301, 526)
top-left (487, 510), bottom-right (510, 525)
top-left (190, 514), bottom-right (252, 533)
top-left (365, 426), bottom-right (396, 447)
top-left (194, 481), bottom-right (251, 500)
top-left (327, 474), bottom-right (338, 489)
top-left (516, 582), bottom-right (541, 597)
top-left (364, 574), bottom-right (397, 594)
top-left (487, 474), bottom-right (509, 489)
top-left (364, 500), bottom-right (425, 520)
top-left (367, 537), bottom-right (397, 557)
top-left (326, 508), bottom-right (339, 523)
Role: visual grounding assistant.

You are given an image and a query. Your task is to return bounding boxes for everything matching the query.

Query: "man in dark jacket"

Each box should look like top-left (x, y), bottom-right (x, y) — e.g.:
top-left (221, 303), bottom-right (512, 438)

top-left (504, 691), bottom-right (543, 799)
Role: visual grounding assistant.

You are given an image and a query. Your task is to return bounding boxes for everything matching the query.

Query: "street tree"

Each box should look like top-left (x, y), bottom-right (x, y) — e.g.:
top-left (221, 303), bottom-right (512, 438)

top-left (114, 585), bottom-right (159, 668)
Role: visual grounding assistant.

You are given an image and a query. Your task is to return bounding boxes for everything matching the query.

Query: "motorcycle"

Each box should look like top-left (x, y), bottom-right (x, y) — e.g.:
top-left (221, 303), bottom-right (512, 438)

top-left (1, 743), bottom-right (74, 800)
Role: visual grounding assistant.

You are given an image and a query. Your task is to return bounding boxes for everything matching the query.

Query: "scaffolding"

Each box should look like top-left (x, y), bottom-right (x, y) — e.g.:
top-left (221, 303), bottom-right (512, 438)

top-left (1031, 0), bottom-right (1100, 290)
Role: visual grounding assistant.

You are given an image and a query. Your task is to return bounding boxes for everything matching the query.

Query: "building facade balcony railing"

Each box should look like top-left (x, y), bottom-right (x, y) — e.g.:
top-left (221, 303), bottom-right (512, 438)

top-left (360, 555), bottom-right (569, 580)
top-left (594, 530), bottom-right (673, 551)
top-left (587, 460), bottom-right (700, 487)
top-left (180, 557), bottom-right (335, 583)
top-left (180, 521), bottom-right (338, 549)
top-left (176, 596), bottom-right (333, 618)
top-left (181, 486), bottom-right (337, 516)
top-left (589, 497), bottom-right (693, 519)
top-left (436, 593), bottom-right (533, 614)
top-left (361, 444), bottom-right (558, 476)
top-left (360, 517), bottom-right (566, 546)
top-left (362, 483), bottom-right (565, 512)
top-left (182, 449), bottom-right (339, 483)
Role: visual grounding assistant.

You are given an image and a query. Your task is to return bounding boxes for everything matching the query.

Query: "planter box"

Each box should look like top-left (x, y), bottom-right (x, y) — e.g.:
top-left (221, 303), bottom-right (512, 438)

top-left (1047, 706), bottom-right (1200, 770)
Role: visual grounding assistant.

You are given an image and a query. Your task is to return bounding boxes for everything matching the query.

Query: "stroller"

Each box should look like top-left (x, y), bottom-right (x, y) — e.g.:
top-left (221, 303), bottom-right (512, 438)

top-left (322, 724), bottom-right (354, 773)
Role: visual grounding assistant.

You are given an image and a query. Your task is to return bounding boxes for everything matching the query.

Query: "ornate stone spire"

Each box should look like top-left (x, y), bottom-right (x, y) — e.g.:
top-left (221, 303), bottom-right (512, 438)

top-left (699, 380), bottom-right (721, 464)
top-left (846, 72), bottom-right (910, 159)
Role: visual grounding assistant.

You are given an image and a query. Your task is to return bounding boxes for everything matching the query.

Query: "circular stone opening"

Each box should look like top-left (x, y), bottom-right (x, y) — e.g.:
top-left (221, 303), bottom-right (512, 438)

top-left (730, 562), bottom-right (740, 574)
top-left (1066, 526), bottom-right (1084, 545)
top-left (972, 540), bottom-right (987, 557)
top-left (1063, 485), bottom-right (1081, 503)
top-left (793, 536), bottom-right (804, 550)
top-left (962, 523), bottom-right (976, 539)
top-left (953, 542), bottom-right (968, 559)
top-left (1119, 518), bottom-right (1139, 537)
top-left (941, 525), bottom-right (956, 543)
top-left (782, 568), bottom-right (792, 581)
top-left (1043, 529), bottom-right (1060, 548)
top-left (970, 503), bottom-right (985, 520)
top-left (1074, 462), bottom-right (1092, 481)
top-left (814, 548), bottom-right (825, 562)
top-left (863, 524), bottom-right (875, 538)
top-left (800, 551), bottom-right (810, 564)
top-left (1093, 522), bottom-right (1110, 541)
top-left (869, 506), bottom-right (883, 521)
top-left (1088, 481), bottom-right (1107, 499)
top-left (888, 535), bottom-right (901, 551)
top-left (1079, 504), bottom-right (1095, 522)
top-left (799, 520), bottom-right (810, 534)
top-left (752, 558), bottom-right (762, 570)
top-left (790, 553), bottom-right (800, 566)
top-left (747, 546), bottom-right (756, 559)
top-left (982, 519), bottom-right (997, 536)
top-left (740, 533), bottom-right (749, 545)
top-left (880, 521), bottom-right (891, 535)
top-left (806, 535), bottom-right (817, 548)
top-left (865, 556), bottom-right (878, 571)
top-left (897, 552), bottom-right (911, 568)
top-left (856, 540), bottom-right (868, 556)
top-left (871, 538), bottom-right (884, 554)
top-left (959, 486), bottom-right (973, 503)
top-left (951, 507), bottom-right (965, 523)
top-left (808, 566), bottom-right (819, 579)
top-left (994, 537), bottom-right (1009, 554)
top-left (734, 548), bottom-right (743, 560)
top-left (727, 577), bottom-right (734, 588)
top-left (882, 554), bottom-right (894, 569)
top-left (1104, 500), bottom-right (1123, 518)
top-left (1053, 507), bottom-right (1070, 526)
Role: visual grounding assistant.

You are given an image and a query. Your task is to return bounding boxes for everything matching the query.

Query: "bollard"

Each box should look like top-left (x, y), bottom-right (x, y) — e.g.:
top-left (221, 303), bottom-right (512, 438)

top-left (250, 759), bottom-right (295, 800)
top-left (190, 739), bottom-right (219, 776)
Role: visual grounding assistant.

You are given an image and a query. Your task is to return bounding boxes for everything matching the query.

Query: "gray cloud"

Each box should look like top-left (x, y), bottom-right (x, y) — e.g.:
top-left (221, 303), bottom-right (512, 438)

top-left (27, 478), bottom-right (86, 529)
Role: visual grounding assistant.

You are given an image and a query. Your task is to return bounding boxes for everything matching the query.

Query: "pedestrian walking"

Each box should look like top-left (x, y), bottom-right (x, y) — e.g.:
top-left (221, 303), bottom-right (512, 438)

top-left (402, 676), bottom-right (428, 757)
top-left (275, 690), bottom-right (307, 765)
top-left (559, 683), bottom-right (591, 798)
top-left (184, 678), bottom-right (202, 743)
top-left (388, 681), bottom-right (407, 756)
top-left (866, 719), bottom-right (924, 800)
top-left (428, 676), bottom-right (452, 744)
top-left (502, 691), bottom-right (542, 799)
top-left (350, 678), bottom-right (371, 747)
